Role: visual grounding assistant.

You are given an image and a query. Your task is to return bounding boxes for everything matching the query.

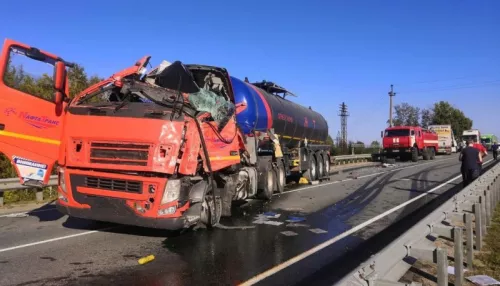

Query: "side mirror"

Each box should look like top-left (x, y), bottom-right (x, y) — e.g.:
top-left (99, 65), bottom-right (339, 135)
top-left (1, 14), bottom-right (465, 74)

top-left (380, 131), bottom-right (383, 138)
top-left (54, 61), bottom-right (66, 104)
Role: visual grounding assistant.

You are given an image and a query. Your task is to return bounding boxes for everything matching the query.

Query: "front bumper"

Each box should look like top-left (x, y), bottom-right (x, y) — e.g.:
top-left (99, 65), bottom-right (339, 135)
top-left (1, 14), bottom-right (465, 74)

top-left (382, 147), bottom-right (412, 156)
top-left (56, 199), bottom-right (188, 230)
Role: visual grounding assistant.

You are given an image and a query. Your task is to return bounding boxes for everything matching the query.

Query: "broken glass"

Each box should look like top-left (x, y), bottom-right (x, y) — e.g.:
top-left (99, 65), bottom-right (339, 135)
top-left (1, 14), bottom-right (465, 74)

top-left (188, 88), bottom-right (235, 126)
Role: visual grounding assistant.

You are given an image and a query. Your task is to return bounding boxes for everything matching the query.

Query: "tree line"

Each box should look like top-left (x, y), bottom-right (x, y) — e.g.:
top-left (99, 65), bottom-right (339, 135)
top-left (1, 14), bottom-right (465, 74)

top-left (390, 101), bottom-right (473, 138)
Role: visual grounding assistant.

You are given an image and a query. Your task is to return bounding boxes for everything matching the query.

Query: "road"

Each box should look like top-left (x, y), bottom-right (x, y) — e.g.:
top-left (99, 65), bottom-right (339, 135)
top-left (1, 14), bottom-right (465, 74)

top-left (0, 154), bottom-right (492, 286)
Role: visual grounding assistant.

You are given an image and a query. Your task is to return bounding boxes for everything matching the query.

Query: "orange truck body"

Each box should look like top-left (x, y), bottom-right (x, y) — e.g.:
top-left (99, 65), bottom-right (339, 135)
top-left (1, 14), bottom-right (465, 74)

top-left (0, 39), bottom-right (331, 230)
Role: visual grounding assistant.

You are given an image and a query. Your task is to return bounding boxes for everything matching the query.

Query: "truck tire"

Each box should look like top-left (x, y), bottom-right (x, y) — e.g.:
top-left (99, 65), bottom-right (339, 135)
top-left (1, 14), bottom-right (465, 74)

top-left (258, 161), bottom-right (275, 200)
top-left (323, 154), bottom-right (330, 175)
top-left (304, 155), bottom-right (317, 182)
top-left (422, 148), bottom-right (430, 160)
top-left (411, 148), bottom-right (419, 162)
top-left (275, 160), bottom-right (285, 194)
top-left (200, 195), bottom-right (222, 228)
top-left (430, 148), bottom-right (436, 160)
top-left (317, 153), bottom-right (325, 179)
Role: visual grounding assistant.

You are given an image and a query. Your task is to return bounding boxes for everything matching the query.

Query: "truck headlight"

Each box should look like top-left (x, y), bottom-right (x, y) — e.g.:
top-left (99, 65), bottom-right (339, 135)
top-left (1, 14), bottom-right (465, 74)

top-left (161, 179), bottom-right (181, 205)
top-left (59, 168), bottom-right (67, 193)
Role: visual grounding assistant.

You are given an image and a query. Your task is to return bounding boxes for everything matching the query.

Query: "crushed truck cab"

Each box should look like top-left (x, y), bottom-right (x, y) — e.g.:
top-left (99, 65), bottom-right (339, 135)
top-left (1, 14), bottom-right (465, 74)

top-left (0, 39), bottom-right (331, 230)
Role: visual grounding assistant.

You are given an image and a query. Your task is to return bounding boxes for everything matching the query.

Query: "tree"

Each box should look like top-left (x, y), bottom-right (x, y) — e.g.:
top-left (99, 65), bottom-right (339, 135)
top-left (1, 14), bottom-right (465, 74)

top-left (390, 102), bottom-right (421, 126)
top-left (431, 101), bottom-right (472, 137)
top-left (370, 140), bottom-right (380, 148)
top-left (420, 108), bottom-right (434, 128)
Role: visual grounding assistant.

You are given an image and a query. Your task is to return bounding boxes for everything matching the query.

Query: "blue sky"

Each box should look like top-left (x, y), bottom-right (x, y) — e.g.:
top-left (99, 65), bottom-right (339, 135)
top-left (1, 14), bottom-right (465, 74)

top-left (1, 0), bottom-right (499, 144)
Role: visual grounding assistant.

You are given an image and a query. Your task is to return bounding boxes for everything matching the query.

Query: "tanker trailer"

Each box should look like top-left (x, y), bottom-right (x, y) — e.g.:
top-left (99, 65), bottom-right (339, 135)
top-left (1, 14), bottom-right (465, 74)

top-left (231, 77), bottom-right (331, 186)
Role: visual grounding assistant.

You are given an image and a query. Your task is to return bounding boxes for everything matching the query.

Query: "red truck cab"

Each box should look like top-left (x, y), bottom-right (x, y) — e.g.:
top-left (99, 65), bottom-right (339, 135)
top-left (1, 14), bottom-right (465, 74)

top-left (0, 39), bottom-right (243, 230)
top-left (381, 126), bottom-right (438, 162)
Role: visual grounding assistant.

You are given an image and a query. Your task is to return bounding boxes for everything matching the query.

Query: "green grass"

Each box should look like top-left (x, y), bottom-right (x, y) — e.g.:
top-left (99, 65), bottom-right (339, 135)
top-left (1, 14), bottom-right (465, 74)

top-left (2, 187), bottom-right (58, 205)
top-left (468, 202), bottom-right (500, 280)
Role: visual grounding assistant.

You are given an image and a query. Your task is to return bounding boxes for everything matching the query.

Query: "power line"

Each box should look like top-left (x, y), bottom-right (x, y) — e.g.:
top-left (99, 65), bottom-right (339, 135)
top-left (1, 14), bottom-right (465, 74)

top-left (398, 79), bottom-right (500, 95)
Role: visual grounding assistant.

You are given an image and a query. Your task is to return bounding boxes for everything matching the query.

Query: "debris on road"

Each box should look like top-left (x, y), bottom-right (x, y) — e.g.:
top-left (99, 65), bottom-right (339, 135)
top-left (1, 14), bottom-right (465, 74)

top-left (286, 223), bottom-right (310, 228)
top-left (466, 275), bottom-right (500, 285)
top-left (215, 223), bottom-right (256, 230)
top-left (382, 163), bottom-right (396, 168)
top-left (286, 216), bottom-right (305, 223)
top-left (1, 212), bottom-right (29, 218)
top-left (281, 231), bottom-right (298, 236)
top-left (263, 212), bottom-right (281, 219)
top-left (309, 228), bottom-right (328, 234)
top-left (137, 255), bottom-right (155, 265)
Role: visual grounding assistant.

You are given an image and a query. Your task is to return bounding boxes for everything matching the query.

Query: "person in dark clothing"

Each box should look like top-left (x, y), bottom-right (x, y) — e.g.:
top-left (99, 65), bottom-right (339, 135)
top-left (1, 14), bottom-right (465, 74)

top-left (459, 140), bottom-right (483, 187)
top-left (492, 141), bottom-right (499, 160)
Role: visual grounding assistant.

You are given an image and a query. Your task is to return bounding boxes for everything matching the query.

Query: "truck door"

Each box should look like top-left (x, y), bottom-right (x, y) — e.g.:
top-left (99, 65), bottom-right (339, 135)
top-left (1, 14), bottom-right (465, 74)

top-left (0, 39), bottom-right (68, 186)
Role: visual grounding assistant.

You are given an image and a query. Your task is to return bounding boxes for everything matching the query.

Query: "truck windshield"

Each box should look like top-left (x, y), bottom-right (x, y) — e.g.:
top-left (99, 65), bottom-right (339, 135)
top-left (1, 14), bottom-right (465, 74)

top-left (463, 135), bottom-right (478, 142)
top-left (481, 138), bottom-right (491, 144)
top-left (385, 129), bottom-right (410, 137)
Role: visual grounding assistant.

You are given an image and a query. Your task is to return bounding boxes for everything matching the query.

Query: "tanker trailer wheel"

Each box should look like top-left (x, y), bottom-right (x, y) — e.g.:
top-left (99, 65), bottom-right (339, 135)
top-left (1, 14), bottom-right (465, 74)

top-left (258, 161), bottom-right (275, 200)
top-left (274, 160), bottom-right (285, 194)
top-left (411, 148), bottom-right (419, 162)
top-left (323, 154), bottom-right (330, 176)
top-left (304, 155), bottom-right (317, 182)
top-left (316, 153), bottom-right (324, 179)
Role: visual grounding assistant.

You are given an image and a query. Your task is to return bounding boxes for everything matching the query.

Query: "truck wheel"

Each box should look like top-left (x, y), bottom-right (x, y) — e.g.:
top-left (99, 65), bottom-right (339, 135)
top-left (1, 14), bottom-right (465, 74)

top-left (430, 148), bottom-right (436, 160)
top-left (258, 162), bottom-right (275, 200)
top-left (422, 148), bottom-right (429, 160)
top-left (411, 148), bottom-right (419, 162)
top-left (200, 195), bottom-right (222, 228)
top-left (275, 160), bottom-right (285, 194)
top-left (323, 155), bottom-right (330, 175)
top-left (304, 155), bottom-right (317, 182)
top-left (317, 154), bottom-right (325, 179)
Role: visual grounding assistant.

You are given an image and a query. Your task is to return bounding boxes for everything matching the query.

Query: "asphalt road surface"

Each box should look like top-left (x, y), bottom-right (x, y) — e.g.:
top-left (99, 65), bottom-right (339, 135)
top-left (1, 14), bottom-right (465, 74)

top-left (0, 154), bottom-right (493, 286)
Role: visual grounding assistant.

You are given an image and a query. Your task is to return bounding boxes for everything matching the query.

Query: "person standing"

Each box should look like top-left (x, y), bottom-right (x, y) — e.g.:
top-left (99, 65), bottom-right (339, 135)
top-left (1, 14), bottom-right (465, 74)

top-left (492, 141), bottom-right (499, 160)
top-left (472, 139), bottom-right (487, 172)
top-left (459, 139), bottom-right (482, 187)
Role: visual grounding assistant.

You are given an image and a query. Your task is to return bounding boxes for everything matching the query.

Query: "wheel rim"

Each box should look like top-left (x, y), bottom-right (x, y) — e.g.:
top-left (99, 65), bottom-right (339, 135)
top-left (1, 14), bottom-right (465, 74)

top-left (318, 159), bottom-right (323, 177)
top-left (311, 161), bottom-right (316, 179)
top-left (268, 169), bottom-right (273, 191)
top-left (279, 167), bottom-right (285, 188)
top-left (325, 158), bottom-right (330, 173)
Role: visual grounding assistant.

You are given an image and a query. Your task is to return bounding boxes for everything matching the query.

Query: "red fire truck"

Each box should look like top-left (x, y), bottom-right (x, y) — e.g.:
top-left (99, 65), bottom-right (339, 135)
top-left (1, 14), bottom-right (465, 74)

top-left (381, 126), bottom-right (439, 162)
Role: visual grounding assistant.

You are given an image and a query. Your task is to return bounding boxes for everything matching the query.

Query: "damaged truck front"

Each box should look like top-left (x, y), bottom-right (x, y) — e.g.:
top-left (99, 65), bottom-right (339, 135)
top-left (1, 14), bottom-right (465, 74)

top-left (0, 39), bottom-right (331, 231)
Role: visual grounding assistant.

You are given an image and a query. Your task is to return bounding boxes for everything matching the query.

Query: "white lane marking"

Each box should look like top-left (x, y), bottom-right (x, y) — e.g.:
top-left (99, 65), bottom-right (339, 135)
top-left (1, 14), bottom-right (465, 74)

top-left (0, 226), bottom-right (118, 253)
top-left (240, 159), bottom-right (493, 285)
top-left (274, 157), bottom-right (457, 196)
top-left (0, 207), bottom-right (56, 218)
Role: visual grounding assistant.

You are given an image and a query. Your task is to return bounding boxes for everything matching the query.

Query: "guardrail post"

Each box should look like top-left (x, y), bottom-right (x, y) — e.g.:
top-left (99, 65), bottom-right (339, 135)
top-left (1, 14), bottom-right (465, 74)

top-left (436, 247), bottom-right (448, 286)
top-left (474, 203), bottom-right (483, 251)
top-left (480, 195), bottom-right (487, 235)
top-left (454, 227), bottom-right (464, 286)
top-left (0, 192), bottom-right (3, 207)
top-left (36, 188), bottom-right (43, 203)
top-left (485, 191), bottom-right (492, 227)
top-left (465, 213), bottom-right (474, 270)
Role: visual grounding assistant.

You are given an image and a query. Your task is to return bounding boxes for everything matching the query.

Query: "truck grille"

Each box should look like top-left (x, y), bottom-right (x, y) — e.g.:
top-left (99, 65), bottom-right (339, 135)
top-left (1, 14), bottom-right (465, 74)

top-left (84, 176), bottom-right (142, 193)
top-left (89, 142), bottom-right (150, 166)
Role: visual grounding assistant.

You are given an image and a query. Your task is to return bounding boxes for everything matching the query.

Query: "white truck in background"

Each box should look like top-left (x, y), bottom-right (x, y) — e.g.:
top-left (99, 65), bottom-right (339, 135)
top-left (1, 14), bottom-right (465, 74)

top-left (462, 129), bottom-right (481, 146)
top-left (428, 124), bottom-right (456, 155)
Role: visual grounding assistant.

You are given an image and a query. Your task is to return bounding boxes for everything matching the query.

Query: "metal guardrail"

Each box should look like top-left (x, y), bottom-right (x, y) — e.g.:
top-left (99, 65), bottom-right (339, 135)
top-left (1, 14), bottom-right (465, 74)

top-left (338, 162), bottom-right (500, 286)
top-left (331, 154), bottom-right (372, 165)
top-left (0, 175), bottom-right (58, 206)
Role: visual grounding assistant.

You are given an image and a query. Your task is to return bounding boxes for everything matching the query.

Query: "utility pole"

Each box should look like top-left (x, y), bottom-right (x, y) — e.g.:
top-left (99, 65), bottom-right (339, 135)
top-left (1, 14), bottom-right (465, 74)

top-left (388, 84), bottom-right (396, 127)
top-left (338, 102), bottom-right (349, 154)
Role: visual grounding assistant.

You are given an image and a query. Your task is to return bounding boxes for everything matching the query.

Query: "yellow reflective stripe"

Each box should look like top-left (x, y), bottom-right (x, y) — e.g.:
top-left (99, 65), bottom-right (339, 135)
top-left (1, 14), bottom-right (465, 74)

top-left (209, 155), bottom-right (240, 161)
top-left (0, 130), bottom-right (61, 145)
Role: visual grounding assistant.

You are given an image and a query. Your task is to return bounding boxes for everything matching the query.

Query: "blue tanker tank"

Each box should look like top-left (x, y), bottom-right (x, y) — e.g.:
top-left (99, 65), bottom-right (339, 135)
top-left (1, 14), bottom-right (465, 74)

top-left (230, 76), bottom-right (329, 146)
